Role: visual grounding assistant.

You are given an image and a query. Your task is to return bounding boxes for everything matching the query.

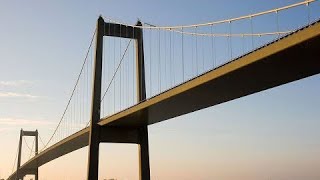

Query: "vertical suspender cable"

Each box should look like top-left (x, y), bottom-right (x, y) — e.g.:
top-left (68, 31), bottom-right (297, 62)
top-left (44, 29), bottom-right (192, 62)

top-left (172, 29), bottom-right (175, 85)
top-left (276, 10), bottom-right (280, 39)
top-left (307, 2), bottom-right (310, 24)
top-left (133, 27), bottom-right (135, 104)
top-left (86, 45), bottom-right (89, 124)
top-left (113, 25), bottom-right (116, 113)
top-left (191, 28), bottom-right (194, 75)
top-left (71, 86), bottom-right (74, 134)
top-left (83, 56), bottom-right (86, 124)
top-left (119, 25), bottom-right (122, 111)
top-left (169, 29), bottom-right (173, 87)
top-left (106, 24), bottom-right (109, 115)
top-left (77, 74), bottom-right (79, 131)
top-left (195, 27), bottom-right (198, 75)
top-left (250, 16), bottom-right (254, 49)
top-left (149, 29), bottom-right (152, 97)
top-left (28, 139), bottom-right (35, 160)
top-left (229, 21), bottom-right (233, 60)
top-left (213, 31), bottom-right (216, 68)
top-left (74, 85), bottom-right (77, 133)
top-left (242, 35), bottom-right (245, 54)
top-left (78, 81), bottom-right (81, 130)
top-left (102, 26), bottom-right (105, 117)
top-left (158, 28), bottom-right (161, 93)
top-left (81, 58), bottom-right (87, 124)
top-left (210, 25), bottom-right (214, 69)
top-left (81, 64), bottom-right (83, 130)
top-left (127, 28), bottom-right (131, 103)
top-left (164, 30), bottom-right (167, 89)
top-left (126, 25), bottom-right (128, 107)
top-left (202, 32), bottom-right (205, 72)
top-left (181, 27), bottom-right (185, 81)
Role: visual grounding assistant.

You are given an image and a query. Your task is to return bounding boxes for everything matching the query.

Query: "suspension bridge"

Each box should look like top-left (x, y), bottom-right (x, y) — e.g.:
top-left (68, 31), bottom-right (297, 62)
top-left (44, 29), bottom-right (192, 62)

top-left (7, 1), bottom-right (320, 179)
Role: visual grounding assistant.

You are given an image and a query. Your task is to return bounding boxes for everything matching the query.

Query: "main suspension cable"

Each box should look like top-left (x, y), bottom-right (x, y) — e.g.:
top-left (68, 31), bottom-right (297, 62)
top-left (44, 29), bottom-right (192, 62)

top-left (104, 0), bottom-right (316, 29)
top-left (40, 28), bottom-right (97, 151)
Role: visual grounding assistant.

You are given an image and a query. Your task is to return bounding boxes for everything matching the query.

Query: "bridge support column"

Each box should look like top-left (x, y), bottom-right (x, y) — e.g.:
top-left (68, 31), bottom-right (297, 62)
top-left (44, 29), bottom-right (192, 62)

top-left (138, 126), bottom-right (150, 180)
top-left (35, 130), bottom-right (39, 180)
top-left (34, 170), bottom-right (38, 180)
top-left (135, 21), bottom-right (151, 180)
top-left (85, 17), bottom-right (150, 180)
top-left (15, 129), bottom-right (39, 180)
top-left (16, 129), bottom-right (23, 180)
top-left (86, 16), bottom-right (104, 180)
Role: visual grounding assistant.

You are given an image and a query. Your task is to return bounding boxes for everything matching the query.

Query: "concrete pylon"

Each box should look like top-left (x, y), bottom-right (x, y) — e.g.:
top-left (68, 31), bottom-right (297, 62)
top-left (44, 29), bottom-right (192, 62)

top-left (86, 16), bottom-right (104, 180)
top-left (135, 21), bottom-right (151, 180)
top-left (86, 17), bottom-right (150, 180)
top-left (16, 129), bottom-right (39, 180)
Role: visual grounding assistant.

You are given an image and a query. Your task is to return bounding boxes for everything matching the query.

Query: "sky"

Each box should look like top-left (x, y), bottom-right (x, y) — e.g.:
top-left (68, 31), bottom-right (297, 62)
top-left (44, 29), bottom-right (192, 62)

top-left (0, 0), bottom-right (320, 180)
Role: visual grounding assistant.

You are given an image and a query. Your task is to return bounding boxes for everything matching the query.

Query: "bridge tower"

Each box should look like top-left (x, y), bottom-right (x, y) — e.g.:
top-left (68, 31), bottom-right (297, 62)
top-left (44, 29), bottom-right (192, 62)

top-left (86, 17), bottom-right (150, 180)
top-left (16, 129), bottom-right (39, 180)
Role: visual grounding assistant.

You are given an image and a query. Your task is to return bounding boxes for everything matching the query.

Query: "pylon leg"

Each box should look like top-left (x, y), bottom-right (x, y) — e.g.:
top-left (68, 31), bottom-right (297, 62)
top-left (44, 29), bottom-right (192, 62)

top-left (86, 16), bottom-right (104, 180)
top-left (87, 128), bottom-right (100, 180)
top-left (35, 169), bottom-right (38, 180)
top-left (138, 126), bottom-right (150, 180)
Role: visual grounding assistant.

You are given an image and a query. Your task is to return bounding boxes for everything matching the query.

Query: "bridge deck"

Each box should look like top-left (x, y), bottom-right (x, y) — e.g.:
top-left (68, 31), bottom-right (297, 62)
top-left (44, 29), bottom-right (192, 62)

top-left (8, 20), bottom-right (320, 180)
top-left (99, 20), bottom-right (320, 127)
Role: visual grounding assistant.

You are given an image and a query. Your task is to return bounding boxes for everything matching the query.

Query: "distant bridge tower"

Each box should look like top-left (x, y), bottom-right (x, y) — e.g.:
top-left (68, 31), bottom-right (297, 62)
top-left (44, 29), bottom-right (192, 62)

top-left (86, 17), bottom-right (150, 180)
top-left (16, 129), bottom-right (39, 180)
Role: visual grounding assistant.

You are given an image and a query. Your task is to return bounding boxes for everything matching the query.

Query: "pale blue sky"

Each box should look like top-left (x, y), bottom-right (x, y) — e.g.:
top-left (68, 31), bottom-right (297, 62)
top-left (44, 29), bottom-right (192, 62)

top-left (0, 0), bottom-right (320, 180)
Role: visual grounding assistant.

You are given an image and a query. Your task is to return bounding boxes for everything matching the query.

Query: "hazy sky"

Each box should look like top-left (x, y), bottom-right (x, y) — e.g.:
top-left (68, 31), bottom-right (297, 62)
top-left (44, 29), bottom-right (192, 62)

top-left (0, 0), bottom-right (320, 180)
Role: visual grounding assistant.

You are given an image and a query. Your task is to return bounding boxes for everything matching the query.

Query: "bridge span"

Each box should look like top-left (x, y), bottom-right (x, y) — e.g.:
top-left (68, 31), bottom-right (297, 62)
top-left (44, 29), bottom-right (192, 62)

top-left (7, 18), bottom-right (320, 180)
